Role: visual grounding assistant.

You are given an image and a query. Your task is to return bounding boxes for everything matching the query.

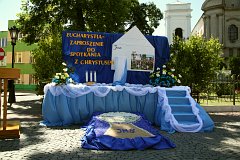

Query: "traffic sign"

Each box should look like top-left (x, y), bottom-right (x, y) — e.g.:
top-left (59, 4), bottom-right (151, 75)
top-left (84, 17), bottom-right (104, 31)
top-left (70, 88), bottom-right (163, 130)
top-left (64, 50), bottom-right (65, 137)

top-left (0, 48), bottom-right (5, 60)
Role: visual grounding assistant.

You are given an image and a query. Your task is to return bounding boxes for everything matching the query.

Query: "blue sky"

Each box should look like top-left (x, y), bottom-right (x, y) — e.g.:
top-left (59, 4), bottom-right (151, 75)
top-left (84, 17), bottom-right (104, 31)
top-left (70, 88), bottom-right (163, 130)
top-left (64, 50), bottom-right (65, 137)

top-left (0, 0), bottom-right (204, 36)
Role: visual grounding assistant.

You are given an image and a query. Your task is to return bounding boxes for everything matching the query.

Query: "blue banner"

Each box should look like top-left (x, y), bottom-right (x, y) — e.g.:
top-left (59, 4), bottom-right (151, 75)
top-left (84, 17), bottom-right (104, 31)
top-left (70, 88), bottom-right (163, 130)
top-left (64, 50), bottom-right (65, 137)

top-left (62, 31), bottom-right (170, 84)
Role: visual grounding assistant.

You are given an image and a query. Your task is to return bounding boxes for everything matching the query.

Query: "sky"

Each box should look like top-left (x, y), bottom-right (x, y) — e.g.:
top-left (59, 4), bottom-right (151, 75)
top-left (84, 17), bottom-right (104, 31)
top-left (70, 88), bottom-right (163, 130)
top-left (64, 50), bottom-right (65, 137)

top-left (0, 0), bottom-right (205, 36)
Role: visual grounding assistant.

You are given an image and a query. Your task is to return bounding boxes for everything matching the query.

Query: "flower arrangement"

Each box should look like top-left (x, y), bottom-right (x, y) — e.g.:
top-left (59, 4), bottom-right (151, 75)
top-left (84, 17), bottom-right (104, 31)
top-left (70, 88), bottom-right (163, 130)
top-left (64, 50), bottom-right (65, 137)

top-left (98, 112), bottom-right (140, 123)
top-left (149, 65), bottom-right (181, 87)
top-left (52, 62), bottom-right (74, 85)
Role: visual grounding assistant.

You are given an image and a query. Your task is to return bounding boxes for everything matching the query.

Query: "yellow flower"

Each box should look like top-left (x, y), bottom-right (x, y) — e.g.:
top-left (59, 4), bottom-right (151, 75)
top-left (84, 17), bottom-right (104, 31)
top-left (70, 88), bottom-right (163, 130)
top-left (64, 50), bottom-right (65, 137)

top-left (64, 73), bottom-right (69, 77)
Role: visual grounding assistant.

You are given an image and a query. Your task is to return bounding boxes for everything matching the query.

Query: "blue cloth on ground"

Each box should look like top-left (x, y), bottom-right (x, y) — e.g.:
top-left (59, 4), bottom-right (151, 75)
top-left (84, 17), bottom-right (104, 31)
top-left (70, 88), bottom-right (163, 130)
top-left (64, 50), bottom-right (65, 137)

top-left (81, 112), bottom-right (176, 150)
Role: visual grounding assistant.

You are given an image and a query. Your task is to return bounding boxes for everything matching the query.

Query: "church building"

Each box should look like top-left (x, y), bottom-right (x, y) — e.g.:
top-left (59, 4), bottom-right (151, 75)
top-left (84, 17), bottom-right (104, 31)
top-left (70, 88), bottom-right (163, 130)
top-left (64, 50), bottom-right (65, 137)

top-left (192, 0), bottom-right (240, 58)
top-left (165, 0), bottom-right (192, 44)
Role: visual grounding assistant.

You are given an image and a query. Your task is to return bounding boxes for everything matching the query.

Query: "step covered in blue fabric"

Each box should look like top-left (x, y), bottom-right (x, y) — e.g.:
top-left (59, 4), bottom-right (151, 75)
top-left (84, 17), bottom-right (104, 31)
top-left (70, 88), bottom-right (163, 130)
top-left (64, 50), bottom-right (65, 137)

top-left (166, 90), bottom-right (186, 97)
top-left (173, 112), bottom-right (198, 122)
top-left (170, 104), bottom-right (193, 113)
top-left (168, 97), bottom-right (190, 105)
top-left (158, 87), bottom-right (214, 133)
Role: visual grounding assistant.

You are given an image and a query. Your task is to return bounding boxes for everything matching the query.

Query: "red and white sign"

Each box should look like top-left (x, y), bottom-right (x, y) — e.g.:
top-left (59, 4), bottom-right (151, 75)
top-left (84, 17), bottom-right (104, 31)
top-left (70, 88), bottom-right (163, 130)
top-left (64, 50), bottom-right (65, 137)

top-left (0, 48), bottom-right (5, 61)
top-left (0, 48), bottom-right (5, 60)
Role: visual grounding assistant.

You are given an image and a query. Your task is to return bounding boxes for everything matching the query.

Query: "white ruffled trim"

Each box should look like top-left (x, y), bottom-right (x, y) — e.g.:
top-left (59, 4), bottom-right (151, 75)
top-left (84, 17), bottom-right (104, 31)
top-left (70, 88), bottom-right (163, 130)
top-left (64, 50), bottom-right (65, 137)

top-left (44, 83), bottom-right (158, 98)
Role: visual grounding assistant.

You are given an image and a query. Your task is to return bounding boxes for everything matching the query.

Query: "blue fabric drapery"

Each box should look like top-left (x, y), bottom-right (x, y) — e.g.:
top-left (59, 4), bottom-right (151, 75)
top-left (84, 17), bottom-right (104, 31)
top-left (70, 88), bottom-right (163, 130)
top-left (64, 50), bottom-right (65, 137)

top-left (62, 31), bottom-right (170, 84)
top-left (81, 112), bottom-right (176, 150)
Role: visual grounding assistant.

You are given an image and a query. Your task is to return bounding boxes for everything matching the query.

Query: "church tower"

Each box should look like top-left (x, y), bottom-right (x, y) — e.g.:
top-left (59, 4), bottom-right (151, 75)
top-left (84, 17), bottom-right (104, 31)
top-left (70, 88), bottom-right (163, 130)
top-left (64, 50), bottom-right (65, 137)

top-left (165, 0), bottom-right (192, 44)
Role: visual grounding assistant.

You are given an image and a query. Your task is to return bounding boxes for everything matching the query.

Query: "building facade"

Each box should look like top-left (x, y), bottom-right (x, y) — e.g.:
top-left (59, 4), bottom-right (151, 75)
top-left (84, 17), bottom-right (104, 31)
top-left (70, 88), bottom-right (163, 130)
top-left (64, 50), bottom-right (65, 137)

top-left (192, 0), bottom-right (240, 58)
top-left (165, 0), bottom-right (192, 44)
top-left (0, 20), bottom-right (38, 90)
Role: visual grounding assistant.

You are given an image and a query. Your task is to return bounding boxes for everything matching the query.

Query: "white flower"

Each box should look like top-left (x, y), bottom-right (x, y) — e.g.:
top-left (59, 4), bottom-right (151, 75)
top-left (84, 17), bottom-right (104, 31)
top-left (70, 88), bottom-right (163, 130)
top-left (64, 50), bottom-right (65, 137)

top-left (63, 68), bottom-right (68, 72)
top-left (162, 65), bottom-right (166, 68)
top-left (62, 62), bottom-right (67, 66)
top-left (162, 71), bottom-right (166, 74)
top-left (98, 112), bottom-right (140, 123)
top-left (56, 73), bottom-right (61, 76)
top-left (178, 74), bottom-right (182, 78)
top-left (156, 73), bottom-right (160, 77)
top-left (177, 79), bottom-right (181, 83)
top-left (157, 67), bottom-right (160, 71)
top-left (171, 68), bottom-right (175, 72)
top-left (68, 78), bottom-right (73, 83)
top-left (55, 75), bottom-right (59, 79)
top-left (171, 74), bottom-right (175, 78)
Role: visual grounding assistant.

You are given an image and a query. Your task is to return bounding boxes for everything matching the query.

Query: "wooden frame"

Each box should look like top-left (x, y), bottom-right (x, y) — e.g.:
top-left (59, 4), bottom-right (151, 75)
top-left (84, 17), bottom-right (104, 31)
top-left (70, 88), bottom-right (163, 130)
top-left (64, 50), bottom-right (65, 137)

top-left (0, 68), bottom-right (20, 139)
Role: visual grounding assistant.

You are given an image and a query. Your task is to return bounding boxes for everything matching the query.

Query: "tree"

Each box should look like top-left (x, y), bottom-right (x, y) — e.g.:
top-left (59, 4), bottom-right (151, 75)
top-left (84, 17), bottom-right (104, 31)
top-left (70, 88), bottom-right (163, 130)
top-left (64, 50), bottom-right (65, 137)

top-left (229, 57), bottom-right (240, 79)
top-left (31, 27), bottom-right (63, 94)
top-left (168, 36), bottom-right (223, 101)
top-left (17, 0), bottom-right (162, 94)
top-left (17, 0), bottom-right (163, 44)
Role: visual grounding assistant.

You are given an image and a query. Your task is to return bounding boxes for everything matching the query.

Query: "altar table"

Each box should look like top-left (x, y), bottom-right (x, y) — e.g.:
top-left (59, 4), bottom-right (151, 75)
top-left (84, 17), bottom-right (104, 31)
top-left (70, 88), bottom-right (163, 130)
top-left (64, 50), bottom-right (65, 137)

top-left (41, 83), bottom-right (160, 126)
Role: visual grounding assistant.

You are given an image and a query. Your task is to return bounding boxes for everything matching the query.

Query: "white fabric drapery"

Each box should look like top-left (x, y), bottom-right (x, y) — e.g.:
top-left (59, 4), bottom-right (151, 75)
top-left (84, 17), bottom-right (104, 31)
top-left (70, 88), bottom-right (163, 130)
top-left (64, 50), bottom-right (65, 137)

top-left (44, 83), bottom-right (158, 98)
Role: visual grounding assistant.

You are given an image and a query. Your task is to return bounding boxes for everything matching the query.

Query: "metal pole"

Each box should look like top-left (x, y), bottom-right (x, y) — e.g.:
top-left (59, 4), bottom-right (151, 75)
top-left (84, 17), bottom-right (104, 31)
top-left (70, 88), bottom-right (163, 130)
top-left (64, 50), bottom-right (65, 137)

top-left (8, 43), bottom-right (16, 104)
top-left (233, 75), bottom-right (236, 106)
top-left (12, 44), bottom-right (15, 68)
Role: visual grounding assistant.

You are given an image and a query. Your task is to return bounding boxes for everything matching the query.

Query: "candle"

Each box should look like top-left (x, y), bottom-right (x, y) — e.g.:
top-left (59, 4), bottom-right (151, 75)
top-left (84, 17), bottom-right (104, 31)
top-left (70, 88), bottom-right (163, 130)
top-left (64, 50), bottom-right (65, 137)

top-left (94, 71), bottom-right (97, 82)
top-left (85, 71), bottom-right (88, 82)
top-left (90, 71), bottom-right (92, 82)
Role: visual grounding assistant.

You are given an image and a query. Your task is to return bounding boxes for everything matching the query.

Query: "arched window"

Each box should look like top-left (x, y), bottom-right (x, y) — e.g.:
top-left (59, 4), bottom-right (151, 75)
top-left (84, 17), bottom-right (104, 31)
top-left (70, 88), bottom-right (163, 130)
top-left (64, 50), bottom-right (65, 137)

top-left (228, 24), bottom-right (238, 43)
top-left (175, 28), bottom-right (183, 38)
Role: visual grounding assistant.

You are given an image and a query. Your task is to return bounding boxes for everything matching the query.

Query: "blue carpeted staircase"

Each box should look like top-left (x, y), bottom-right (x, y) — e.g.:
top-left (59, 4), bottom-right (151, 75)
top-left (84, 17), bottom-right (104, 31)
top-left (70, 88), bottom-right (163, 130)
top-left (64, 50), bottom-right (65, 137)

top-left (166, 90), bottom-right (200, 127)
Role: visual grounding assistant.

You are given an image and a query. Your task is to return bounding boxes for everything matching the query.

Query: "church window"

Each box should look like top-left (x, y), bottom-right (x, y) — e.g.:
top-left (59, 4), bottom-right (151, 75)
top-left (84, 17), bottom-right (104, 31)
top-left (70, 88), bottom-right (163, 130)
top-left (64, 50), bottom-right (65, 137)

top-left (175, 28), bottom-right (183, 38)
top-left (228, 24), bottom-right (238, 43)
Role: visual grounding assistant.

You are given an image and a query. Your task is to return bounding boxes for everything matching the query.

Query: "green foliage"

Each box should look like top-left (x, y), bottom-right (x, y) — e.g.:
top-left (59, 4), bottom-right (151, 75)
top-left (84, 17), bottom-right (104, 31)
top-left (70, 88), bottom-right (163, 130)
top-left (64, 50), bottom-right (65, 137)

top-left (214, 71), bottom-right (233, 97)
top-left (17, 0), bottom-right (163, 44)
top-left (229, 57), bottom-right (240, 78)
top-left (31, 28), bottom-right (63, 94)
top-left (168, 36), bottom-right (223, 93)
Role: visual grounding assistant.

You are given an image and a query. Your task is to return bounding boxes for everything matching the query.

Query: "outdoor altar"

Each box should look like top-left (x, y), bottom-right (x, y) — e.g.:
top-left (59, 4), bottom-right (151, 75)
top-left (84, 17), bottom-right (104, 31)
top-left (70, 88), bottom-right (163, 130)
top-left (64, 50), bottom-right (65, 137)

top-left (41, 26), bottom-right (214, 150)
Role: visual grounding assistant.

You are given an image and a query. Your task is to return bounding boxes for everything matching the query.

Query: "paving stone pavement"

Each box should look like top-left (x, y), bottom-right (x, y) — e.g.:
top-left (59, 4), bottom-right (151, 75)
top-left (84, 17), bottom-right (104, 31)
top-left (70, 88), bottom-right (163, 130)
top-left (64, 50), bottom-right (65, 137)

top-left (1, 92), bottom-right (240, 160)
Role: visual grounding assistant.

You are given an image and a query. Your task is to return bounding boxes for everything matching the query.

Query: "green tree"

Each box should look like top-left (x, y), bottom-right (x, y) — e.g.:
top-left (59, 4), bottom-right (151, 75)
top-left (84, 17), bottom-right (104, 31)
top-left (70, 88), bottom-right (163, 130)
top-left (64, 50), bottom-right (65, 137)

top-left (31, 27), bottom-right (63, 94)
top-left (229, 57), bottom-right (240, 79)
top-left (17, 0), bottom-right (162, 94)
top-left (168, 36), bottom-right (223, 101)
top-left (17, 0), bottom-right (162, 44)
